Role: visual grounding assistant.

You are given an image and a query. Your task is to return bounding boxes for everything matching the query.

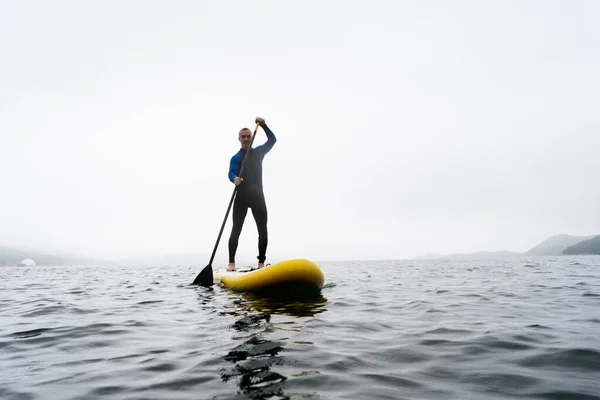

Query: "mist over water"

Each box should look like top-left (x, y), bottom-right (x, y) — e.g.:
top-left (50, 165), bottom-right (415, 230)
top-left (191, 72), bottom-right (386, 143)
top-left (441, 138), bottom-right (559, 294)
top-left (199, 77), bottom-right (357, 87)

top-left (3, 1), bottom-right (600, 262)
top-left (1, 256), bottom-right (599, 399)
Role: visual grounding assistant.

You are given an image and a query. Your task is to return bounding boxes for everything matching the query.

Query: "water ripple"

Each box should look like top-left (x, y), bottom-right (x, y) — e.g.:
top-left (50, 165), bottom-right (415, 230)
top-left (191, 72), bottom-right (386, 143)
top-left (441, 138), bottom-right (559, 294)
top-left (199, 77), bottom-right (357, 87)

top-left (1, 258), bottom-right (600, 399)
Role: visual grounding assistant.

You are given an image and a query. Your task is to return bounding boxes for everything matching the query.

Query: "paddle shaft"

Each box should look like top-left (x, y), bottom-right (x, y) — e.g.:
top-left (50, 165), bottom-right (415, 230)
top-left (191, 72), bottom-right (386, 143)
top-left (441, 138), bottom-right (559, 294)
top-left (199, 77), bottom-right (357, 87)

top-left (205, 123), bottom-right (260, 267)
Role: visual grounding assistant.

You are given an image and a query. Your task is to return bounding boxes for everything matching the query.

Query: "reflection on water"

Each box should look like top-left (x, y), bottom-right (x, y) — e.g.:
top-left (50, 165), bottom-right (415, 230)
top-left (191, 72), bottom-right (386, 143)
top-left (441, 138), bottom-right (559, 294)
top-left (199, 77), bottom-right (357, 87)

top-left (221, 335), bottom-right (287, 398)
top-left (220, 290), bottom-right (328, 398)
top-left (237, 291), bottom-right (329, 318)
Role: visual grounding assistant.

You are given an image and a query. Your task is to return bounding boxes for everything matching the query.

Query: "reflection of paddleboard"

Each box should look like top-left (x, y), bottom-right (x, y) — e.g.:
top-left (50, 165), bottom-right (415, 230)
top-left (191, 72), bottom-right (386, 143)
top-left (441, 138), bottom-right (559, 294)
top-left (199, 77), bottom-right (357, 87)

top-left (214, 258), bottom-right (325, 294)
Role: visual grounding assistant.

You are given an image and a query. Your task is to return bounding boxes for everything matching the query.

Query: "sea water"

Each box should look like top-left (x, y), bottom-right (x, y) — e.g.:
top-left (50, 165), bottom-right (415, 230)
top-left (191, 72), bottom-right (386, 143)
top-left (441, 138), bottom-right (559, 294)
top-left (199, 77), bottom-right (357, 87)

top-left (1, 256), bottom-right (599, 399)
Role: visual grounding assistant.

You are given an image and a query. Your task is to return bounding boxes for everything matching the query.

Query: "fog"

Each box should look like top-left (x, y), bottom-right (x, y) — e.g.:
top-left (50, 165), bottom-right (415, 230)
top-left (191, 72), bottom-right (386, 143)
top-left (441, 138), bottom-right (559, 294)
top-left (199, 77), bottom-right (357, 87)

top-left (1, 0), bottom-right (598, 264)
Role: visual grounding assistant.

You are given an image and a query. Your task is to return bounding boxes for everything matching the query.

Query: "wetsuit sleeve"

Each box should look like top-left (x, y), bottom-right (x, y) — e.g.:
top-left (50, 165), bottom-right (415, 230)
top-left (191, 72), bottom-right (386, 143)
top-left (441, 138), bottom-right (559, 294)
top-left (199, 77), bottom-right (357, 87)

top-left (228, 154), bottom-right (238, 183)
top-left (253, 123), bottom-right (277, 155)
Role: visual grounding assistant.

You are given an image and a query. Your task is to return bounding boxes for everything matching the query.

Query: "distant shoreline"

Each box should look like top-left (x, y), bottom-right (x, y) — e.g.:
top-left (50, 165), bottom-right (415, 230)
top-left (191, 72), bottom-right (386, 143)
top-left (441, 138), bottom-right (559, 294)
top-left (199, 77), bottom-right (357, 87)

top-left (2, 233), bottom-right (599, 266)
top-left (416, 234), bottom-right (599, 259)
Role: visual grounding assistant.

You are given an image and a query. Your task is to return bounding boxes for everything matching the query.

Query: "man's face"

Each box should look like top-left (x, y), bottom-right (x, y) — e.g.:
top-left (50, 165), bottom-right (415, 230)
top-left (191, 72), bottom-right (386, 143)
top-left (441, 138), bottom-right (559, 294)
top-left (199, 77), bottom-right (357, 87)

top-left (238, 129), bottom-right (252, 149)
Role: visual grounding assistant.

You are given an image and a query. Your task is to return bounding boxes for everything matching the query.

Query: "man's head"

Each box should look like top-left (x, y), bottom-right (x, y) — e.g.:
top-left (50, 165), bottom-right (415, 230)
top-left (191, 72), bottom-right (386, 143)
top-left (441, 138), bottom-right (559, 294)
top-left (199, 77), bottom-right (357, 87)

top-left (238, 128), bottom-right (252, 149)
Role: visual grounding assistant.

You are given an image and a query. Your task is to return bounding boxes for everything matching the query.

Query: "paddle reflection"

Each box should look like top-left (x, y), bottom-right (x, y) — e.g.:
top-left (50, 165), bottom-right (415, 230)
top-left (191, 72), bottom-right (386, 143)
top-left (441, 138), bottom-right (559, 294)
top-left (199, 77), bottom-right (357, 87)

top-left (221, 333), bottom-right (287, 398)
top-left (220, 291), bottom-right (328, 398)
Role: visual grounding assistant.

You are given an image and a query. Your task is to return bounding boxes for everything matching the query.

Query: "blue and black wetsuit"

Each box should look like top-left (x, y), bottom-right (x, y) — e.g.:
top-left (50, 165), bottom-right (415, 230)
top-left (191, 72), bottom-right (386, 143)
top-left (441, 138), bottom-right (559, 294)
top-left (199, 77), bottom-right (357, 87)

top-left (227, 124), bottom-right (277, 264)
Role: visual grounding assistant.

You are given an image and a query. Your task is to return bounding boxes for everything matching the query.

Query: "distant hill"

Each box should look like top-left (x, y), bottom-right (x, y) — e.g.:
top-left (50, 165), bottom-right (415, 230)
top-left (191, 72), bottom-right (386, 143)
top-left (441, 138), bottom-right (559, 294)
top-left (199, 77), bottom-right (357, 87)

top-left (416, 233), bottom-right (600, 260)
top-left (445, 251), bottom-right (522, 260)
top-left (117, 253), bottom-right (207, 267)
top-left (524, 234), bottom-right (595, 256)
top-left (0, 246), bottom-right (64, 266)
top-left (415, 250), bottom-right (521, 260)
top-left (415, 252), bottom-right (444, 259)
top-left (563, 235), bottom-right (600, 255)
top-left (419, 250), bottom-right (522, 260)
top-left (0, 245), bottom-right (108, 266)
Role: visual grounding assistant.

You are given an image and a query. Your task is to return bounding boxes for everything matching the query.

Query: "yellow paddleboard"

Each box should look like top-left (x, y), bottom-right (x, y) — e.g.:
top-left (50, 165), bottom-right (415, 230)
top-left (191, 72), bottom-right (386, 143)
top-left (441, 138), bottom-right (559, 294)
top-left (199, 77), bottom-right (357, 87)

top-left (214, 258), bottom-right (324, 294)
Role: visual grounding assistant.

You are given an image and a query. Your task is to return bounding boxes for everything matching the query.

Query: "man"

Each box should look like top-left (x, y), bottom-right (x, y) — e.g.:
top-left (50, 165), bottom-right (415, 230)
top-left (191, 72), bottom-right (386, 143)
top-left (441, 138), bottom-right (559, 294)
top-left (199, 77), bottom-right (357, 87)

top-left (227, 117), bottom-right (277, 271)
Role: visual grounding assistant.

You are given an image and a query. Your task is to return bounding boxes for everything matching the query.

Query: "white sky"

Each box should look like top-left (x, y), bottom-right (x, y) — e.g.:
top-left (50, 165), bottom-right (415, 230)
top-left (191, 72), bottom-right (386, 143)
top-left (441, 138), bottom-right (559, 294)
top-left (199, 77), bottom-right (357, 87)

top-left (1, 0), bottom-right (599, 264)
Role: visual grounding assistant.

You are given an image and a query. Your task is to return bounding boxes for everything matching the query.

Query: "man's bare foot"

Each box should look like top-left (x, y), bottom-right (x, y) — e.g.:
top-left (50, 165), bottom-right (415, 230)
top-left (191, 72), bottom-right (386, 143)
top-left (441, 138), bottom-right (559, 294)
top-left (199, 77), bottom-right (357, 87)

top-left (227, 263), bottom-right (236, 272)
top-left (257, 262), bottom-right (265, 269)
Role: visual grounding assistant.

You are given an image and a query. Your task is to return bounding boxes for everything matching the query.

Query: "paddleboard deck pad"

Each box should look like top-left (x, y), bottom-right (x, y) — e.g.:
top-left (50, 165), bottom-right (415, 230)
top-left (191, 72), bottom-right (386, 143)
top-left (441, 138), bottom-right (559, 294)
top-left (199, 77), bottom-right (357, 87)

top-left (214, 258), bottom-right (324, 296)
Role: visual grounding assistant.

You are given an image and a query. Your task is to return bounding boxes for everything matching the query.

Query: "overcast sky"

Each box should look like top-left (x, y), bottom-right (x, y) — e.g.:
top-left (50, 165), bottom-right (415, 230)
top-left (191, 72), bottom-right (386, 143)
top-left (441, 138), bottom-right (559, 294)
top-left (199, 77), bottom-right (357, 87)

top-left (1, 0), bottom-right (599, 264)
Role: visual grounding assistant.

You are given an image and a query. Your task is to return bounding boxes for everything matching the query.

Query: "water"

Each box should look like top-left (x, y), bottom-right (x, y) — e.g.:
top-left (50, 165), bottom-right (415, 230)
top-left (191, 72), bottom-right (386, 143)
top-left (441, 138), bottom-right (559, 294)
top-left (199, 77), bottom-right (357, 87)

top-left (1, 256), bottom-right (600, 399)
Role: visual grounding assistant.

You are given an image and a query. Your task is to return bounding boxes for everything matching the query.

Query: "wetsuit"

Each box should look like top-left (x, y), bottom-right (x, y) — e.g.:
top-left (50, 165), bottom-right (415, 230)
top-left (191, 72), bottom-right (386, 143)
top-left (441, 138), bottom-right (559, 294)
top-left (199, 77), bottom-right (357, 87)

top-left (227, 124), bottom-right (277, 264)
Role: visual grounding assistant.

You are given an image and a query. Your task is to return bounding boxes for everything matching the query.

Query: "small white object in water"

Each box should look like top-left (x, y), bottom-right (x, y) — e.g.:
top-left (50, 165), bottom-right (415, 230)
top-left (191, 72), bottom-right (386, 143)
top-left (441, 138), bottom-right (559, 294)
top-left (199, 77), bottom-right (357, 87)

top-left (19, 259), bottom-right (36, 267)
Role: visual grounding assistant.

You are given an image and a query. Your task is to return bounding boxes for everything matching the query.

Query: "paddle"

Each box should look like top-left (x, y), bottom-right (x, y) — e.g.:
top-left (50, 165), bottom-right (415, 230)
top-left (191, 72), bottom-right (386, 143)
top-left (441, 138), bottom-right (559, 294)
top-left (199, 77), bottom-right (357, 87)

top-left (192, 122), bottom-right (260, 286)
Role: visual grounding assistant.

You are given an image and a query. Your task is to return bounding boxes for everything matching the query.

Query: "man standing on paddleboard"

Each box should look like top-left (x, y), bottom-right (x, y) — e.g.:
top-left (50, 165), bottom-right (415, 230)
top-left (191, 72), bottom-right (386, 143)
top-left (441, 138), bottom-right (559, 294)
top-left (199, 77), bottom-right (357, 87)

top-left (227, 117), bottom-right (277, 272)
